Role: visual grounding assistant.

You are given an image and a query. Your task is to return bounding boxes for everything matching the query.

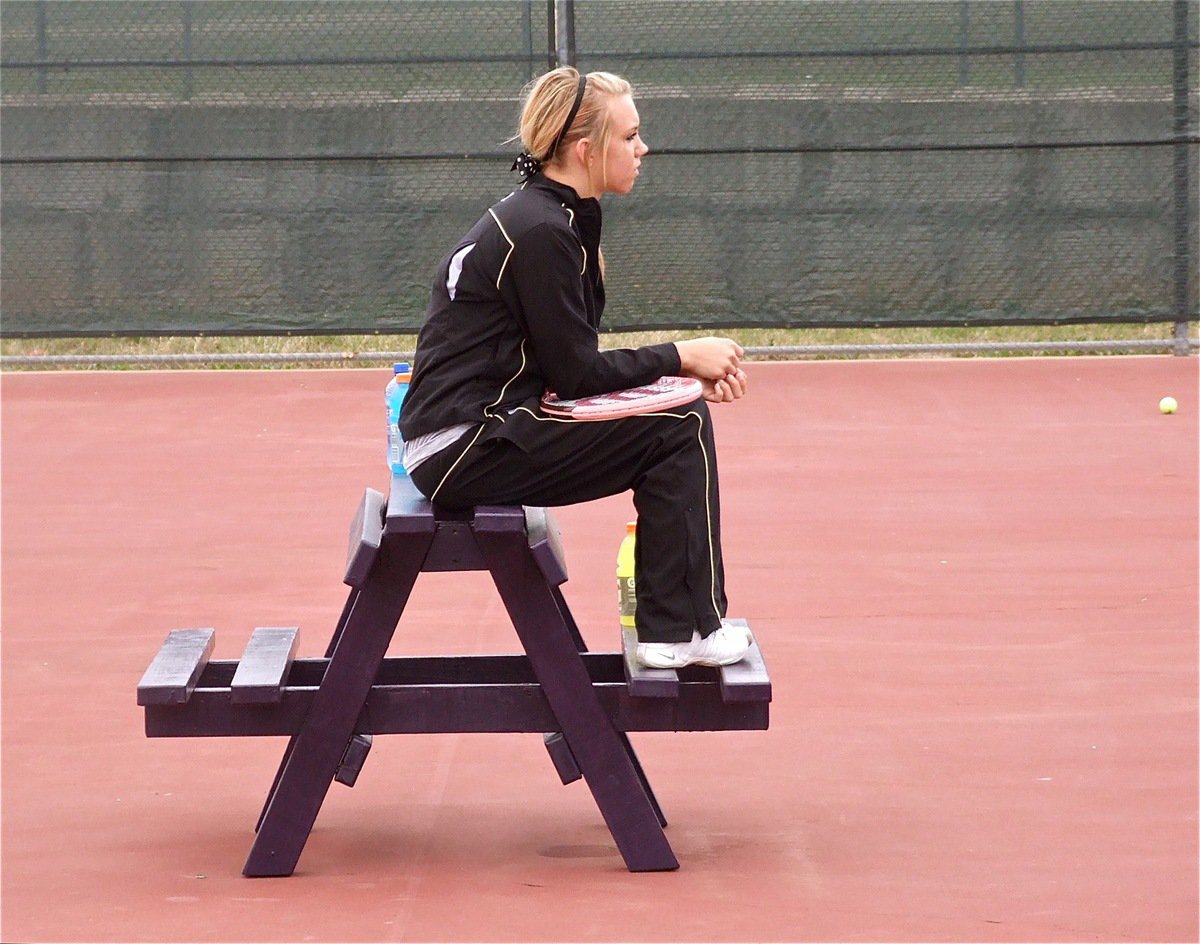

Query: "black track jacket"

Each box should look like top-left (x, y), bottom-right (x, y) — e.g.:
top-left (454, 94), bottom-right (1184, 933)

top-left (399, 174), bottom-right (681, 441)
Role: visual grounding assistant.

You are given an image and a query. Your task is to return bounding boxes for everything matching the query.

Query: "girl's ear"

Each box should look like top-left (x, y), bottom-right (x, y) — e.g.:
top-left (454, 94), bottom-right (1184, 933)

top-left (571, 136), bottom-right (593, 166)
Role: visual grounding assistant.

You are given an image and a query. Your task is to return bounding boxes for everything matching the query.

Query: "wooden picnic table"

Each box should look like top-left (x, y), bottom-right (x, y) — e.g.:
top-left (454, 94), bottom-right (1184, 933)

top-left (138, 475), bottom-right (771, 875)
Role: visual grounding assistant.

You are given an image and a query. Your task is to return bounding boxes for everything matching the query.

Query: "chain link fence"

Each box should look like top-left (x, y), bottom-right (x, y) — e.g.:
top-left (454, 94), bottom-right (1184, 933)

top-left (1, 0), bottom-right (1196, 338)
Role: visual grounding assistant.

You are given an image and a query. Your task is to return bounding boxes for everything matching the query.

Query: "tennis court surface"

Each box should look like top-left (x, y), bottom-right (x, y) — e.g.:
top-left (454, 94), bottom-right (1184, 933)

top-left (2, 356), bottom-right (1196, 942)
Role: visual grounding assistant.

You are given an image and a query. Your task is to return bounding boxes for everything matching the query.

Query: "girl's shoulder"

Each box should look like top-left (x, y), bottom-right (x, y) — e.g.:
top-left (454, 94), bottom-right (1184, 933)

top-left (489, 185), bottom-right (578, 241)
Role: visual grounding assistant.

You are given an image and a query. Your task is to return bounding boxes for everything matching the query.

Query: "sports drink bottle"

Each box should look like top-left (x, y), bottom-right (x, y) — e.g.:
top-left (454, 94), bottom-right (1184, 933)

top-left (385, 362), bottom-right (412, 475)
top-left (616, 521), bottom-right (637, 628)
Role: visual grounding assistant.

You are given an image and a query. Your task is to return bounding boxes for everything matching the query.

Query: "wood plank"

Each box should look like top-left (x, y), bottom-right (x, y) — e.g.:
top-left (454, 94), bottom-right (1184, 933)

top-left (384, 474), bottom-right (437, 533)
top-left (244, 513), bottom-right (436, 877)
top-left (333, 734), bottom-right (372, 787)
top-left (422, 519), bottom-right (487, 572)
top-left (343, 488), bottom-right (385, 588)
top-left (716, 619), bottom-right (772, 703)
top-left (473, 517), bottom-right (679, 871)
top-left (231, 627), bottom-right (299, 704)
top-left (471, 503), bottom-right (527, 533)
top-left (136, 628), bottom-right (215, 706)
top-left (543, 732), bottom-right (582, 784)
top-left (420, 502), bottom-right (527, 573)
top-left (621, 627), bottom-right (680, 698)
top-left (144, 676), bottom-right (769, 738)
top-left (525, 506), bottom-right (568, 586)
top-left (717, 643), bottom-right (772, 702)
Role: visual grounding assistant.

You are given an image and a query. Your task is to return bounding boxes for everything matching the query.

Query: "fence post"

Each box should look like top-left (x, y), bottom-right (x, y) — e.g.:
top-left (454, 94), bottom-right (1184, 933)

top-left (181, 1), bottom-right (194, 101)
top-left (958, 0), bottom-right (970, 87)
top-left (1172, 0), bottom-right (1195, 355)
top-left (550, 0), bottom-right (575, 68)
top-left (1013, 0), bottom-right (1025, 88)
top-left (522, 0), bottom-right (535, 81)
top-left (35, 0), bottom-right (48, 94)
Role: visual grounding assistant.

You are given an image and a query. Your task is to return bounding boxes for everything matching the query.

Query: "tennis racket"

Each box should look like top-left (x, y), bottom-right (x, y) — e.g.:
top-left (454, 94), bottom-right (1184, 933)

top-left (540, 376), bottom-right (703, 421)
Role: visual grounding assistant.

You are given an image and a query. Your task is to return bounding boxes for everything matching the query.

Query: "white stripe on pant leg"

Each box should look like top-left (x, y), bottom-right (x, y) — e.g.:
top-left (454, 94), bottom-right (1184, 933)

top-left (668, 408), bottom-right (722, 624)
top-left (429, 424), bottom-right (489, 504)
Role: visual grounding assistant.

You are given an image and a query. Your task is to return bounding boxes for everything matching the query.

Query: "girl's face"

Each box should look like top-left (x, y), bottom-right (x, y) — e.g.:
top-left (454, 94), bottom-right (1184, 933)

top-left (597, 94), bottom-right (648, 195)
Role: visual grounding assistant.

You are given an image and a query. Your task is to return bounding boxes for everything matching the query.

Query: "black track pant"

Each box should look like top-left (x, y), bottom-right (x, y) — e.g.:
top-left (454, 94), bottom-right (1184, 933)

top-left (408, 396), bottom-right (727, 644)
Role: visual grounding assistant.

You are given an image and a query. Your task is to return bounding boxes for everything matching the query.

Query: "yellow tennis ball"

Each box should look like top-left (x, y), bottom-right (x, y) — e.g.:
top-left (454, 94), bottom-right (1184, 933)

top-left (1159, 396), bottom-right (1178, 414)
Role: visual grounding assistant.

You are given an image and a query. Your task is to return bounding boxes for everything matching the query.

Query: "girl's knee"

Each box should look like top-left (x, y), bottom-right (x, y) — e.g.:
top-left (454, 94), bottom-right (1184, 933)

top-left (683, 396), bottom-right (711, 422)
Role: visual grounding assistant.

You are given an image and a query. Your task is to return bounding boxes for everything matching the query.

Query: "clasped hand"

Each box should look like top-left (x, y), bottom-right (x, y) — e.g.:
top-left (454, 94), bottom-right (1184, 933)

top-left (674, 337), bottom-right (749, 403)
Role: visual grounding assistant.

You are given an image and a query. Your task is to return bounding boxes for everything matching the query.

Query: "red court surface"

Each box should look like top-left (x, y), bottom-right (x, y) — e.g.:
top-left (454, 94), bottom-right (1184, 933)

top-left (2, 357), bottom-right (1197, 943)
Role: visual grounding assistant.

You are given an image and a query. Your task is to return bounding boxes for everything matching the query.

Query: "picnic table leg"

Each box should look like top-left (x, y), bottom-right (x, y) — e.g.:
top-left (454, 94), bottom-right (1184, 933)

top-left (243, 531), bottom-right (434, 877)
top-left (550, 584), bottom-right (668, 829)
top-left (253, 586), bottom-right (363, 832)
top-left (475, 513), bottom-right (678, 872)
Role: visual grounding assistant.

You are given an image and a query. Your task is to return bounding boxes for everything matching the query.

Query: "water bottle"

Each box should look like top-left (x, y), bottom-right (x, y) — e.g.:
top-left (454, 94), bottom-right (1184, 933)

top-left (385, 362), bottom-right (412, 476)
top-left (616, 521), bottom-right (637, 628)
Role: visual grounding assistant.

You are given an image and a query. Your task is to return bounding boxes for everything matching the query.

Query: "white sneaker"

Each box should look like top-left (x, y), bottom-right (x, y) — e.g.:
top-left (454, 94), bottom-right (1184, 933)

top-left (636, 621), bottom-right (751, 669)
top-left (722, 619), bottom-right (754, 645)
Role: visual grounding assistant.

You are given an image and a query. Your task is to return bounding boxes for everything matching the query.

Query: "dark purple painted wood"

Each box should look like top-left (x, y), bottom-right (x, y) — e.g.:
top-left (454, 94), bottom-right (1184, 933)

top-left (383, 473), bottom-right (430, 526)
top-left (244, 512), bottom-right (437, 877)
top-left (255, 584), bottom-right (359, 833)
top-left (140, 473), bottom-right (769, 876)
top-left (716, 620), bottom-right (773, 703)
top-left (137, 628), bottom-right (215, 706)
top-left (230, 627), bottom-right (298, 705)
top-left (543, 732), bottom-right (582, 784)
top-left (473, 509), bottom-right (679, 872)
top-left (333, 734), bottom-right (372, 787)
top-left (343, 488), bottom-right (385, 588)
top-left (621, 627), bottom-right (681, 698)
top-left (525, 506), bottom-right (568, 586)
top-left (549, 582), bottom-right (666, 828)
top-left (144, 670), bottom-right (769, 738)
top-left (421, 519), bottom-right (488, 572)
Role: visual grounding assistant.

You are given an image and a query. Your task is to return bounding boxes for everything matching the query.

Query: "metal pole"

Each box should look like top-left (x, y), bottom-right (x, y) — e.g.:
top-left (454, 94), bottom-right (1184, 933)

top-left (958, 0), bottom-right (970, 87)
top-left (554, 0), bottom-right (574, 68)
top-left (546, 0), bottom-right (556, 70)
top-left (181, 1), bottom-right (194, 101)
top-left (1013, 0), bottom-right (1025, 88)
top-left (522, 0), bottom-right (534, 81)
top-left (35, 1), bottom-right (48, 94)
top-left (563, 0), bottom-right (576, 68)
top-left (1171, 0), bottom-right (1195, 355)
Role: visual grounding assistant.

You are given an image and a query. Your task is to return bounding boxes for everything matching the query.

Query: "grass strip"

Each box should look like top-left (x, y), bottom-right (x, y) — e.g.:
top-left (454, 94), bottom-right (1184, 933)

top-left (1, 323), bottom-right (1194, 370)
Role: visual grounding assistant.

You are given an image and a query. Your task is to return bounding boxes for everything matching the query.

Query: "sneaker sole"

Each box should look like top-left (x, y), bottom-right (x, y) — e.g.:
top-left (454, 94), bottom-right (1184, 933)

top-left (637, 651), bottom-right (748, 669)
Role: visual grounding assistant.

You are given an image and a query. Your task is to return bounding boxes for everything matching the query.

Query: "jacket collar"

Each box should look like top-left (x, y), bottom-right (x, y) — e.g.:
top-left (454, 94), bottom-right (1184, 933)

top-left (528, 173), bottom-right (601, 219)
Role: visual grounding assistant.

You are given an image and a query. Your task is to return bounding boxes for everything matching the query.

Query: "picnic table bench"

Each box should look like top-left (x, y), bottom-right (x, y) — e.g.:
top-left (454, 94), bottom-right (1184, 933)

top-left (137, 475), bottom-right (771, 876)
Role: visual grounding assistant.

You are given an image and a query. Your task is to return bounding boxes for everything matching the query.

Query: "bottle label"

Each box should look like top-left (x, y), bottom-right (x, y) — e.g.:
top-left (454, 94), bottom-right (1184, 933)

top-left (618, 574), bottom-right (636, 625)
top-left (387, 422), bottom-right (402, 469)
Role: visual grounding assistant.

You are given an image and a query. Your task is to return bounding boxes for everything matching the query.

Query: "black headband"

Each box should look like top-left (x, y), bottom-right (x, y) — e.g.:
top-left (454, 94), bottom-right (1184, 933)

top-left (549, 74), bottom-right (588, 158)
top-left (511, 74), bottom-right (588, 180)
